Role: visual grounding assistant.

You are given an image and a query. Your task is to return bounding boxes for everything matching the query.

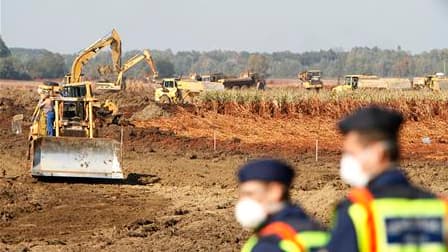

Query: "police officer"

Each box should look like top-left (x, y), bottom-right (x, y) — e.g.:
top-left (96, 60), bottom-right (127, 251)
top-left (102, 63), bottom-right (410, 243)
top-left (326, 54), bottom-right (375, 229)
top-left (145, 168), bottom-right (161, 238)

top-left (328, 106), bottom-right (448, 252)
top-left (236, 159), bottom-right (328, 252)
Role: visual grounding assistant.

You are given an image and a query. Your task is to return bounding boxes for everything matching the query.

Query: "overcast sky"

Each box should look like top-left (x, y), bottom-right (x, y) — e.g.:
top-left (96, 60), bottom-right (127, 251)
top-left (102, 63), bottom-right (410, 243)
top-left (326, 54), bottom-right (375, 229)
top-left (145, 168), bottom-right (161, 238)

top-left (1, 0), bottom-right (447, 54)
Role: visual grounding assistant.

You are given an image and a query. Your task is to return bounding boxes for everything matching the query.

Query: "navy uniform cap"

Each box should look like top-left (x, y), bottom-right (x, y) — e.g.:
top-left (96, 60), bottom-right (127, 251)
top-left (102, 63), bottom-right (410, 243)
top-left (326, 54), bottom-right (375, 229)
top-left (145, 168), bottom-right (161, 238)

top-left (338, 106), bottom-right (404, 137)
top-left (238, 159), bottom-right (295, 186)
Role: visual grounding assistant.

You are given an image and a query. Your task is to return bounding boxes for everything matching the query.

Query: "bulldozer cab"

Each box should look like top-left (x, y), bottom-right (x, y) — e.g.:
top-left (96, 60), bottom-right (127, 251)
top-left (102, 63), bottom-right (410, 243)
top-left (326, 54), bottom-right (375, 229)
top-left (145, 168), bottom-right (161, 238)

top-left (61, 82), bottom-right (94, 98)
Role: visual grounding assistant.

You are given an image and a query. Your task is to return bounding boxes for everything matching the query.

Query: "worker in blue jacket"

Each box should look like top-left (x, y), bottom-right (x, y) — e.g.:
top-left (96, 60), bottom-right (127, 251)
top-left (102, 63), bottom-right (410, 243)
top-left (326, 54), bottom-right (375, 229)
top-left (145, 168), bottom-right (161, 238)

top-left (236, 159), bottom-right (328, 252)
top-left (328, 106), bottom-right (448, 252)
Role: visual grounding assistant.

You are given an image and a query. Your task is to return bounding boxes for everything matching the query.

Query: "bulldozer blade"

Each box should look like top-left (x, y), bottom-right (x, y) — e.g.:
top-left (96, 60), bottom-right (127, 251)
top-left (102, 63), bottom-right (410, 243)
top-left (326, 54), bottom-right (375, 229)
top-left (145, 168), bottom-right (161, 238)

top-left (31, 137), bottom-right (124, 179)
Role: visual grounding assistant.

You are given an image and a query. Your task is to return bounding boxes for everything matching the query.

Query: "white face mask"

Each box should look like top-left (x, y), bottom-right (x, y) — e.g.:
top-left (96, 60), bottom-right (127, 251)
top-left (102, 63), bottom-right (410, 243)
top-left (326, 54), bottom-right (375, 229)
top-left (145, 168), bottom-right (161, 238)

top-left (235, 198), bottom-right (267, 229)
top-left (340, 154), bottom-right (370, 187)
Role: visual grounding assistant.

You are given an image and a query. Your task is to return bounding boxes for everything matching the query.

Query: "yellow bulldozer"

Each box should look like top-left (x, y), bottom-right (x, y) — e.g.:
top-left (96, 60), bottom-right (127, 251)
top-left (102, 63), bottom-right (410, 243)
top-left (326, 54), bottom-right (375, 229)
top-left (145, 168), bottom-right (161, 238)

top-left (298, 70), bottom-right (323, 90)
top-left (28, 29), bottom-right (125, 180)
top-left (96, 49), bottom-right (159, 91)
top-left (29, 82), bottom-right (124, 179)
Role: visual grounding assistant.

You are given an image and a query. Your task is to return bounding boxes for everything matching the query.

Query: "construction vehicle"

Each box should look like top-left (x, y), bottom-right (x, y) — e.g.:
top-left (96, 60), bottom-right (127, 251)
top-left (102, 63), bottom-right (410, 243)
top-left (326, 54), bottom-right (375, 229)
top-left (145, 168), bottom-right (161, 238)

top-left (96, 49), bottom-right (159, 91)
top-left (411, 77), bottom-right (426, 89)
top-left (219, 71), bottom-right (266, 90)
top-left (58, 28), bottom-right (123, 122)
top-left (298, 70), bottom-right (323, 90)
top-left (332, 75), bottom-right (360, 93)
top-left (29, 82), bottom-right (124, 179)
top-left (200, 73), bottom-right (225, 82)
top-left (423, 73), bottom-right (448, 91)
top-left (333, 75), bottom-right (412, 92)
top-left (64, 29), bottom-right (122, 84)
top-left (154, 78), bottom-right (204, 104)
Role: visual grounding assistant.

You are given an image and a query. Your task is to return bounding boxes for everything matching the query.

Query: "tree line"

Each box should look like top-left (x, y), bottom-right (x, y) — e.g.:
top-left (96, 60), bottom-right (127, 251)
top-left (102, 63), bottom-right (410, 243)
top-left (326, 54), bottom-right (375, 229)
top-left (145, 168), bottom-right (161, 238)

top-left (1, 36), bottom-right (447, 80)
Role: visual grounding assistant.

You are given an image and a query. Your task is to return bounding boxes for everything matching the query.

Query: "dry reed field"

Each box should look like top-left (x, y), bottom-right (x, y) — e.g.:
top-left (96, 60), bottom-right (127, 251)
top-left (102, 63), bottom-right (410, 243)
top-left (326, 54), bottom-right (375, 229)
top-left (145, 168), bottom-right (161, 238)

top-left (198, 88), bottom-right (448, 120)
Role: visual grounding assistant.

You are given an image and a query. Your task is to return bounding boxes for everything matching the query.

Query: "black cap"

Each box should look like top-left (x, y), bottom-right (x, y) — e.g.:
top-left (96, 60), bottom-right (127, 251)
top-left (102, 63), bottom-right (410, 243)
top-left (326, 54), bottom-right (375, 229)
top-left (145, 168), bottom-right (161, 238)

top-left (338, 106), bottom-right (404, 137)
top-left (237, 159), bottom-right (295, 186)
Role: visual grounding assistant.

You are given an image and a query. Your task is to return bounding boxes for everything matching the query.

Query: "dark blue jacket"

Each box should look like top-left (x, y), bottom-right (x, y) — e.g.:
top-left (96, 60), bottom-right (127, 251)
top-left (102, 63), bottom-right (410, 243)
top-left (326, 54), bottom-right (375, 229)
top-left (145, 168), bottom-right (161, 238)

top-left (327, 168), bottom-right (435, 252)
top-left (251, 203), bottom-right (324, 252)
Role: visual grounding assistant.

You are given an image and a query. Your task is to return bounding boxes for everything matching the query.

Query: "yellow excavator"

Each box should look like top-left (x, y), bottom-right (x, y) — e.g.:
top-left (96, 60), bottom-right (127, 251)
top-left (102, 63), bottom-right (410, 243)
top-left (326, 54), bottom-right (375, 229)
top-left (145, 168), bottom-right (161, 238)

top-left (96, 49), bottom-right (159, 91)
top-left (29, 29), bottom-right (124, 180)
top-left (64, 29), bottom-right (121, 84)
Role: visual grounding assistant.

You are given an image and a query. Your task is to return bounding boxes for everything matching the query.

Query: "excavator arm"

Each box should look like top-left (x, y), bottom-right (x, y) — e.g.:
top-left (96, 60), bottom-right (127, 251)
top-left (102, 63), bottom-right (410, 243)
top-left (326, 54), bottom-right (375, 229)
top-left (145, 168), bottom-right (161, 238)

top-left (96, 49), bottom-right (158, 91)
top-left (66, 29), bottom-right (122, 84)
top-left (142, 49), bottom-right (159, 79)
top-left (119, 49), bottom-right (158, 78)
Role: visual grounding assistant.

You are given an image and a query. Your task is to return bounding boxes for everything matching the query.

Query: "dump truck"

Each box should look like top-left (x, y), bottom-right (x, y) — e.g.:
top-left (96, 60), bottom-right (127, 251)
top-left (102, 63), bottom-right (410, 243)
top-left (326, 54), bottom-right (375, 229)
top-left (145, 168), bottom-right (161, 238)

top-left (332, 75), bottom-right (412, 92)
top-left (154, 78), bottom-right (204, 104)
top-left (29, 81), bottom-right (124, 179)
top-left (219, 72), bottom-right (266, 90)
top-left (96, 49), bottom-right (158, 91)
top-left (298, 70), bottom-right (323, 90)
top-left (200, 73), bottom-right (225, 82)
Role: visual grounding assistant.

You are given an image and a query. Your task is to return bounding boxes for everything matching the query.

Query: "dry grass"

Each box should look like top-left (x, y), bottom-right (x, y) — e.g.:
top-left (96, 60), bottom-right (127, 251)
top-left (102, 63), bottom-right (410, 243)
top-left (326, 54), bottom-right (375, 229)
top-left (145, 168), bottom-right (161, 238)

top-left (198, 88), bottom-right (448, 121)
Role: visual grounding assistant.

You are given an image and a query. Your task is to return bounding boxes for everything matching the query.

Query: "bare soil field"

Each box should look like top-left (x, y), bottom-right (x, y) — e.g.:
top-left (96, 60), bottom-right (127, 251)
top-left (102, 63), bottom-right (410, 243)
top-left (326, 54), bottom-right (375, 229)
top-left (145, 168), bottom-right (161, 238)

top-left (0, 81), bottom-right (447, 251)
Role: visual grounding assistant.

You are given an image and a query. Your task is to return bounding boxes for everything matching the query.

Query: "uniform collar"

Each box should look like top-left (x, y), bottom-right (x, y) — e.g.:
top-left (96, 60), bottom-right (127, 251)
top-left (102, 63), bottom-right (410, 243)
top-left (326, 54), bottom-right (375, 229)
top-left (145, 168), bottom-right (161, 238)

top-left (255, 203), bottom-right (305, 233)
top-left (266, 203), bottom-right (307, 223)
top-left (367, 167), bottom-right (408, 190)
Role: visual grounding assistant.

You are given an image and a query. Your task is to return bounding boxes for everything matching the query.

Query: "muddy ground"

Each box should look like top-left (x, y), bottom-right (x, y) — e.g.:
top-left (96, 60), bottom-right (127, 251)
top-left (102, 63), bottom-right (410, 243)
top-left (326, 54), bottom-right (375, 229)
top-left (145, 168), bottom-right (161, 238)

top-left (0, 85), bottom-right (447, 251)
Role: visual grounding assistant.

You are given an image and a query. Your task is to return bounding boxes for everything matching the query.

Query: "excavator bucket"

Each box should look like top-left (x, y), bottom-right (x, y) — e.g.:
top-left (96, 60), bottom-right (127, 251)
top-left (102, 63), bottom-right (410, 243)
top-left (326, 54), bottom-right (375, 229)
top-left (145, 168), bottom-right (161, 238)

top-left (31, 137), bottom-right (124, 179)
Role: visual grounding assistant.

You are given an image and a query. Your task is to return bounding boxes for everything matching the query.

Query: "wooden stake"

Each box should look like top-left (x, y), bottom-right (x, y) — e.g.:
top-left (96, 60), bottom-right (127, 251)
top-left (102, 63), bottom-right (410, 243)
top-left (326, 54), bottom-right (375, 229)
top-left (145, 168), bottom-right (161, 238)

top-left (120, 126), bottom-right (124, 165)
top-left (213, 130), bottom-right (217, 151)
top-left (315, 139), bottom-right (319, 162)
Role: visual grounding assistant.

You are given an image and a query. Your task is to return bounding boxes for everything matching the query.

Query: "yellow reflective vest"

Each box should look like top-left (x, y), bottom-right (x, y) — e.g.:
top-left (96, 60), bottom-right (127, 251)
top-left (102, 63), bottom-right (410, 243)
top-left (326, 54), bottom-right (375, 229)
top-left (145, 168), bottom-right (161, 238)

top-left (347, 188), bottom-right (448, 252)
top-left (241, 221), bottom-right (329, 252)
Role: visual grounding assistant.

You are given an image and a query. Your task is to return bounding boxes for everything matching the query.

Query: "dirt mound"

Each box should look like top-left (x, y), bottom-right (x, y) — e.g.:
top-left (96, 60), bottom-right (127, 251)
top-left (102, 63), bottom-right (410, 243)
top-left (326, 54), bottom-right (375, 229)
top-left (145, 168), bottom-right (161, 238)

top-left (0, 89), bottom-right (34, 116)
top-left (130, 103), bottom-right (171, 121)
